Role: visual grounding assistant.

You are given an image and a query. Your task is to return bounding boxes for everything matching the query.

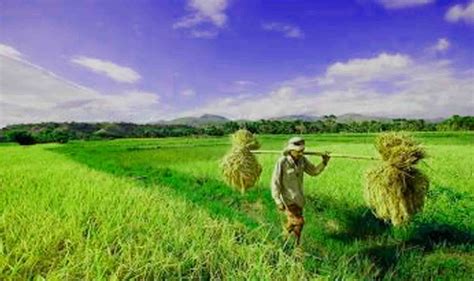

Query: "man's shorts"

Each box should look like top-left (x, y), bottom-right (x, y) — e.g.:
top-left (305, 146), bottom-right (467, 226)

top-left (285, 204), bottom-right (304, 233)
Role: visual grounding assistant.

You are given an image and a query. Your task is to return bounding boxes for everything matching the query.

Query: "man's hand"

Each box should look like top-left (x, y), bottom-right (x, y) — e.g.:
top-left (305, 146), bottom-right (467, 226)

top-left (322, 152), bottom-right (331, 166)
top-left (277, 203), bottom-right (286, 211)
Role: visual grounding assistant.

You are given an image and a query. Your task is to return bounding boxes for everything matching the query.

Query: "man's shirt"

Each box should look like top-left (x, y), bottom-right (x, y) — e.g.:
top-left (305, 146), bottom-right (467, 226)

top-left (271, 155), bottom-right (326, 208)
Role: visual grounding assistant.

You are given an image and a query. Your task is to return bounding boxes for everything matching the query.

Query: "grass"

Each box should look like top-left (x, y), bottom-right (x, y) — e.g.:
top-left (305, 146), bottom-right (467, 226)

top-left (1, 132), bottom-right (473, 279)
top-left (0, 145), bottom-right (308, 279)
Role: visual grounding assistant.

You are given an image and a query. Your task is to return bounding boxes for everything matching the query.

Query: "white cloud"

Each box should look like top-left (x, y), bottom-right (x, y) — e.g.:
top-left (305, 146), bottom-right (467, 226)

top-left (173, 15), bottom-right (206, 30)
top-left (429, 38), bottom-right (450, 53)
top-left (375, 0), bottom-right (434, 9)
top-left (261, 22), bottom-right (304, 39)
top-left (318, 53), bottom-right (412, 85)
top-left (71, 56), bottom-right (141, 83)
top-left (173, 0), bottom-right (229, 38)
top-left (0, 44), bottom-right (22, 59)
top-left (181, 53), bottom-right (474, 119)
top-left (190, 29), bottom-right (219, 39)
top-left (0, 52), bottom-right (163, 127)
top-left (182, 87), bottom-right (302, 120)
top-left (445, 1), bottom-right (474, 24)
top-left (181, 89), bottom-right (196, 97)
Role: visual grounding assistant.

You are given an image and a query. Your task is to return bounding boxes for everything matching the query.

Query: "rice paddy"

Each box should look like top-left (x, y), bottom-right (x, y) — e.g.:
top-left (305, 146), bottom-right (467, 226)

top-left (1, 132), bottom-right (473, 279)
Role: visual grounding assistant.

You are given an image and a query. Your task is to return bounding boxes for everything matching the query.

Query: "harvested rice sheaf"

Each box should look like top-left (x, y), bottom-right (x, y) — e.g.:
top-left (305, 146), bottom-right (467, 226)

top-left (231, 129), bottom-right (261, 150)
top-left (221, 130), bottom-right (262, 193)
top-left (364, 132), bottom-right (429, 226)
top-left (375, 132), bottom-right (425, 169)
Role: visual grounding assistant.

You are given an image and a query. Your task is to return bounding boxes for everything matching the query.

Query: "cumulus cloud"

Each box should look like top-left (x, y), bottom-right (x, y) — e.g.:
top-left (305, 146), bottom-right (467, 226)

top-left (318, 53), bottom-right (412, 85)
top-left (181, 53), bottom-right (473, 119)
top-left (375, 0), bottom-right (434, 9)
top-left (0, 46), bottom-right (162, 127)
top-left (0, 44), bottom-right (23, 59)
top-left (71, 56), bottom-right (141, 83)
top-left (445, 1), bottom-right (474, 24)
top-left (429, 38), bottom-right (450, 53)
top-left (261, 22), bottom-right (304, 39)
top-left (173, 0), bottom-right (229, 38)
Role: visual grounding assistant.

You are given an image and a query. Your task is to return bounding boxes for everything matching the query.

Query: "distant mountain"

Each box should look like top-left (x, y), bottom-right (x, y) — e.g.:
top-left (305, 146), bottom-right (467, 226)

top-left (161, 113), bottom-right (435, 126)
top-left (271, 113), bottom-right (389, 122)
top-left (271, 115), bottom-right (321, 121)
top-left (336, 113), bottom-right (390, 123)
top-left (163, 114), bottom-right (230, 127)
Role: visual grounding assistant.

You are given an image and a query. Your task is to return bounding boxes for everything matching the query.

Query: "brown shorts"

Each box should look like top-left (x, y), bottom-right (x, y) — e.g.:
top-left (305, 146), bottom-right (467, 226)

top-left (285, 204), bottom-right (304, 234)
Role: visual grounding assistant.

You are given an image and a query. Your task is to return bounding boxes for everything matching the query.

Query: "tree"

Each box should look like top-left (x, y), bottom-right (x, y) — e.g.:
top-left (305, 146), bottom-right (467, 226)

top-left (222, 121), bottom-right (239, 134)
top-left (6, 130), bottom-right (36, 145)
top-left (323, 115), bottom-right (338, 133)
top-left (203, 125), bottom-right (225, 136)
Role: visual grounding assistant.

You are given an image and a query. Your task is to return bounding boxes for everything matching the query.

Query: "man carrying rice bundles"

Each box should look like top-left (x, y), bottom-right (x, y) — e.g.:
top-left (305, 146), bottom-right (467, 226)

top-left (271, 137), bottom-right (330, 245)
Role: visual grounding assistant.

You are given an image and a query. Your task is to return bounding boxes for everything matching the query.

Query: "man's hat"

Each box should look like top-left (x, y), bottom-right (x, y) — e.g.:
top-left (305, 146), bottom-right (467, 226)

top-left (286, 136), bottom-right (305, 152)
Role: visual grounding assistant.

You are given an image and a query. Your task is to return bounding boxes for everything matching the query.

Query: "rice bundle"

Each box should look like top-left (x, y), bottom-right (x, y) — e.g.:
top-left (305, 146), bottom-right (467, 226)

top-left (231, 129), bottom-right (261, 150)
top-left (221, 130), bottom-right (262, 193)
top-left (364, 132), bottom-right (429, 226)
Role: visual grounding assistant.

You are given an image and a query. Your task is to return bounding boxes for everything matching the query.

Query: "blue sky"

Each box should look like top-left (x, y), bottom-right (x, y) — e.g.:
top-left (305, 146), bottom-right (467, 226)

top-left (1, 0), bottom-right (473, 126)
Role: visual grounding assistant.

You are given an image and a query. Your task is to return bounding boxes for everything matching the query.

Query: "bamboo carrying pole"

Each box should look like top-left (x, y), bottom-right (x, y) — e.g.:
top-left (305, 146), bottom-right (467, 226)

top-left (250, 150), bottom-right (380, 161)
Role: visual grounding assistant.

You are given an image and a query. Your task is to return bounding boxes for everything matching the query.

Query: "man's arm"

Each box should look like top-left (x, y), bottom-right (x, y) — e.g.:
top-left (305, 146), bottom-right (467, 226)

top-left (271, 158), bottom-right (285, 209)
top-left (303, 154), bottom-right (329, 176)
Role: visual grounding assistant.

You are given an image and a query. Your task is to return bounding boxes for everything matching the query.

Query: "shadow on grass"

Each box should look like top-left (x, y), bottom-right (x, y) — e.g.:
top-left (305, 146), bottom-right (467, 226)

top-left (306, 190), bottom-right (473, 279)
top-left (360, 244), bottom-right (399, 279)
top-left (306, 194), bottom-right (392, 241)
top-left (358, 223), bottom-right (474, 279)
top-left (306, 189), bottom-right (473, 247)
top-left (406, 222), bottom-right (474, 251)
top-left (412, 186), bottom-right (474, 251)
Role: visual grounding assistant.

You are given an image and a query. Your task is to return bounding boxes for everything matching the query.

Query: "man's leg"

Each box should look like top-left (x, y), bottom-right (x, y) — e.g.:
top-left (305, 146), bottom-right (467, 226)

top-left (293, 216), bottom-right (304, 245)
top-left (285, 204), bottom-right (304, 245)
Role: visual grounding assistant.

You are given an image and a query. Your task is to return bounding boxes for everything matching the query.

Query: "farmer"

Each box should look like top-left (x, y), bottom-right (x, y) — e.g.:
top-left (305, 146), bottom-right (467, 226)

top-left (271, 136), bottom-right (330, 245)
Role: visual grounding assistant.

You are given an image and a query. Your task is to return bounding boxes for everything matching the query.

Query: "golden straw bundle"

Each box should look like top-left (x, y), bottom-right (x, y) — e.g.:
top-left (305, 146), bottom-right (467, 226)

top-left (221, 129), bottom-right (262, 194)
top-left (231, 129), bottom-right (261, 150)
top-left (364, 132), bottom-right (429, 226)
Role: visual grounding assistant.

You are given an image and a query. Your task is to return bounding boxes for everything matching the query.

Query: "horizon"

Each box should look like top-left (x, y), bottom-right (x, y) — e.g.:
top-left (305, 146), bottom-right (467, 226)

top-left (1, 113), bottom-right (461, 129)
top-left (1, 0), bottom-right (474, 127)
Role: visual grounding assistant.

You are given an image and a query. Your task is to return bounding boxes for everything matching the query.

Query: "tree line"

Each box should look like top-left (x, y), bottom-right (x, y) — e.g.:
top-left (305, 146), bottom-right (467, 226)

top-left (1, 115), bottom-right (472, 145)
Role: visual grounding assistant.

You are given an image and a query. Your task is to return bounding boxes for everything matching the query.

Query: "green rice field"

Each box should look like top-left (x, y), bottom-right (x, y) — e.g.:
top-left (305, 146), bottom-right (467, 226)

top-left (1, 132), bottom-right (473, 279)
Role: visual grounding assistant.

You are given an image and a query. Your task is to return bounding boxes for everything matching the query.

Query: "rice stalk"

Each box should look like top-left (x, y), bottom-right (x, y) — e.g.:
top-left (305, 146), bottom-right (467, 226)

top-left (221, 130), bottom-right (262, 193)
top-left (364, 132), bottom-right (429, 226)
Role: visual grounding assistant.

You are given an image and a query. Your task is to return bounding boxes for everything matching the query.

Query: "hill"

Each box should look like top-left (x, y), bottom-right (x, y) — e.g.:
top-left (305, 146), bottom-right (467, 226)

top-left (163, 114), bottom-right (230, 127)
top-left (336, 113), bottom-right (390, 123)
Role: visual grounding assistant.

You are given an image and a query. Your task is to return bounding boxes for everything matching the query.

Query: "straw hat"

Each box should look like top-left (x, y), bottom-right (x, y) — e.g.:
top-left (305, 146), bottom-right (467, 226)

top-left (286, 136), bottom-right (305, 152)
